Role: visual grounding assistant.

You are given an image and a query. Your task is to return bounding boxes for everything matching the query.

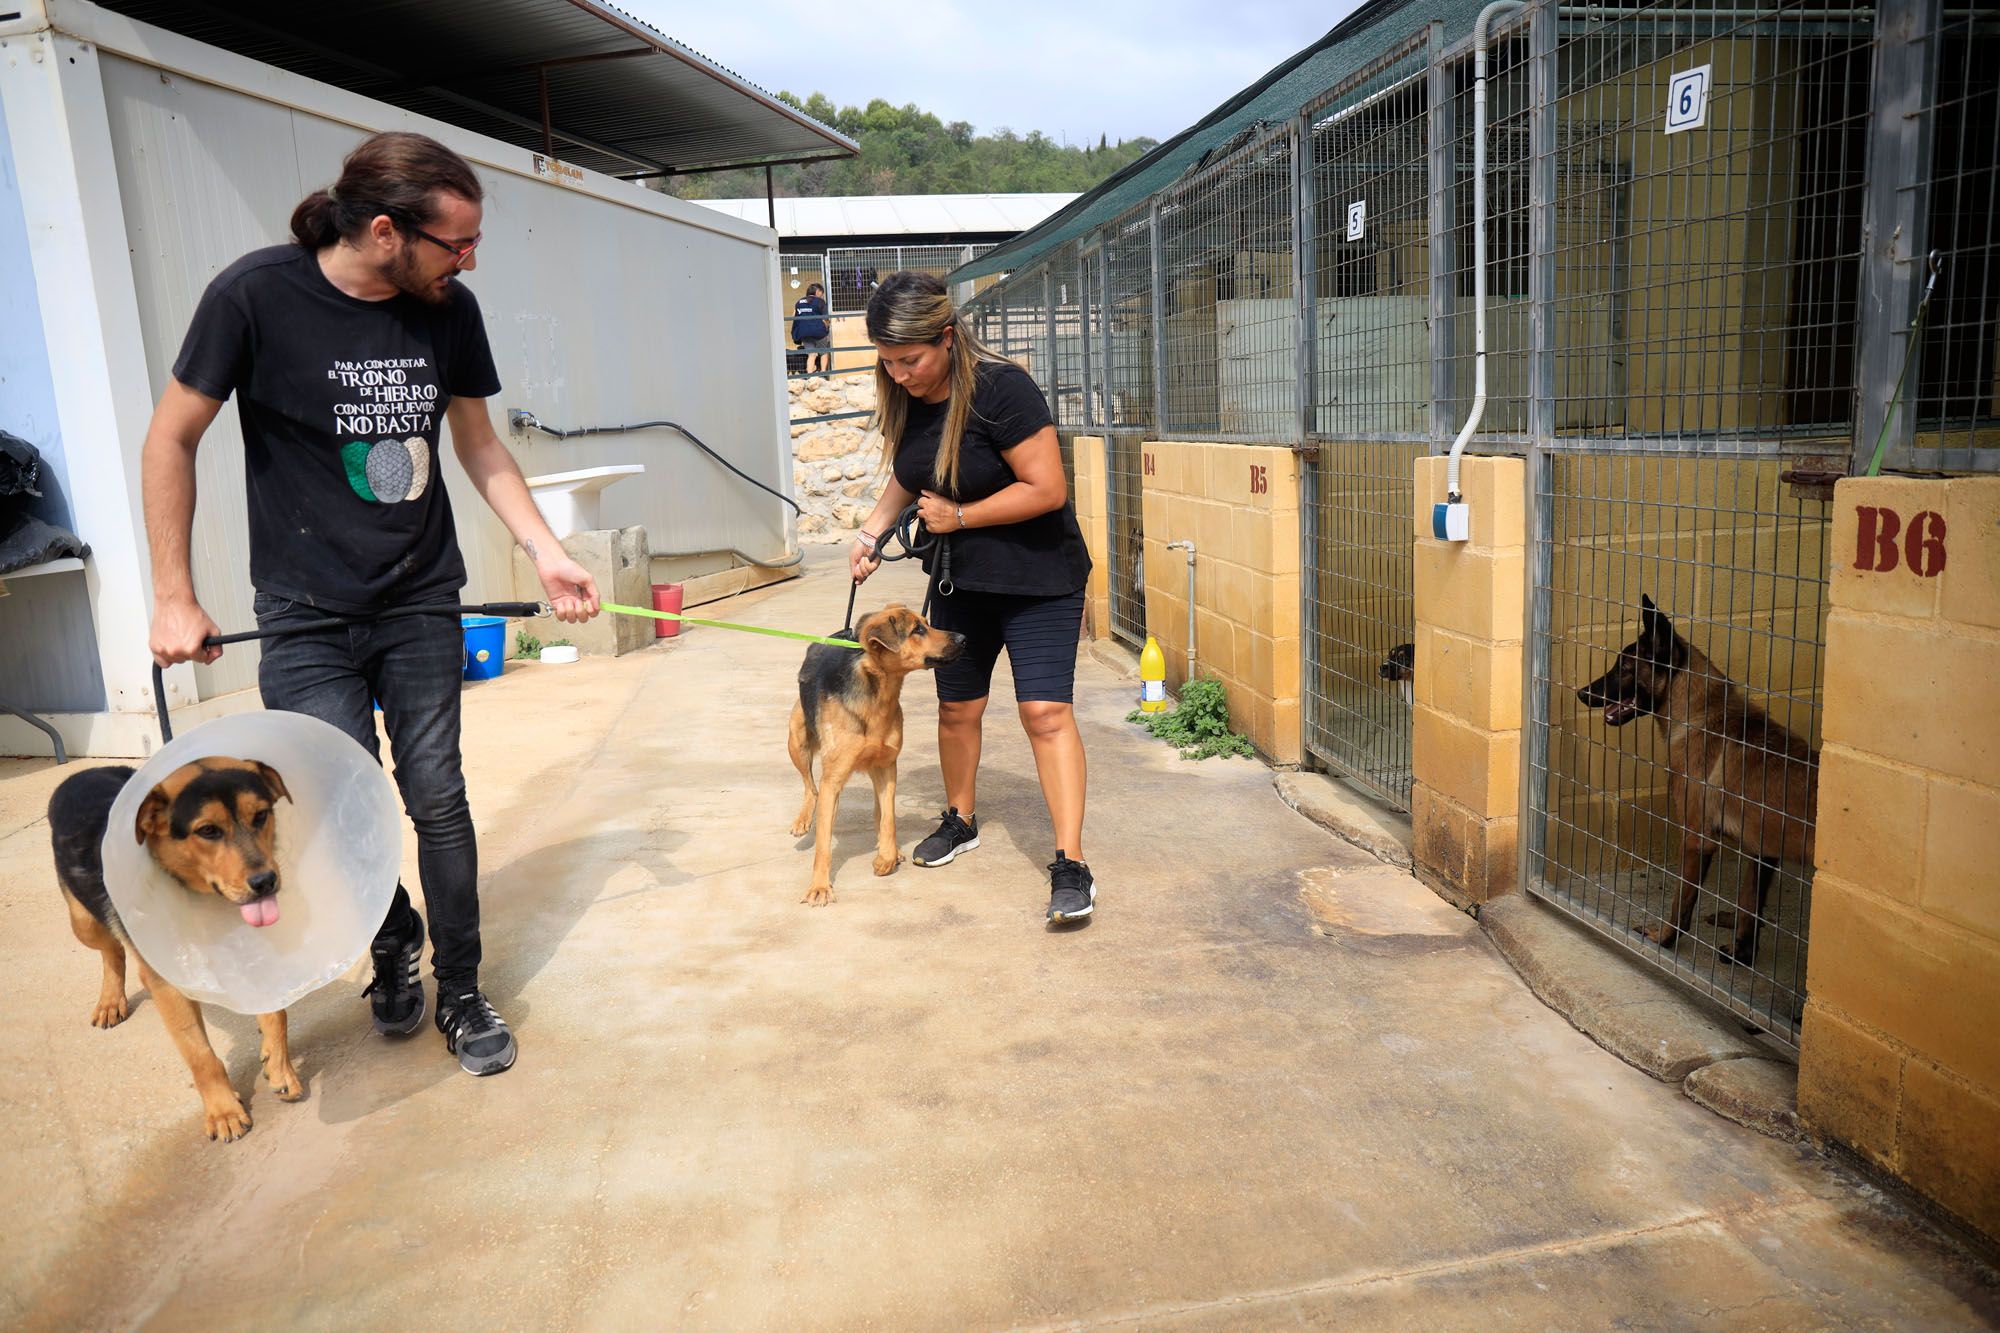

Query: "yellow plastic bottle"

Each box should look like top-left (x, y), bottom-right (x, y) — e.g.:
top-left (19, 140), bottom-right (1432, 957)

top-left (1138, 635), bottom-right (1170, 713)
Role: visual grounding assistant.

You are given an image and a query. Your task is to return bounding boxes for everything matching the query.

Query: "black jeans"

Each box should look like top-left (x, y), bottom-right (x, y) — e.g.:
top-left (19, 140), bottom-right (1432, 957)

top-left (253, 593), bottom-right (481, 990)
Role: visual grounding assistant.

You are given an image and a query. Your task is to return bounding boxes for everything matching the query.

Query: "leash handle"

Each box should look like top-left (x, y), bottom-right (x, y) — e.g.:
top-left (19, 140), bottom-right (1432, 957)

top-left (871, 501), bottom-right (954, 618)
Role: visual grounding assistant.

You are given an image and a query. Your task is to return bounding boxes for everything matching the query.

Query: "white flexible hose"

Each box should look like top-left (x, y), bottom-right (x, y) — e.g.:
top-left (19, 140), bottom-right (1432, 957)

top-left (1448, 0), bottom-right (1526, 503)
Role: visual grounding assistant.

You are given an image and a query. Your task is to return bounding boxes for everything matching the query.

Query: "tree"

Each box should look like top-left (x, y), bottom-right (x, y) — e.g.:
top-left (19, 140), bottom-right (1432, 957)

top-left (663, 93), bottom-right (1157, 200)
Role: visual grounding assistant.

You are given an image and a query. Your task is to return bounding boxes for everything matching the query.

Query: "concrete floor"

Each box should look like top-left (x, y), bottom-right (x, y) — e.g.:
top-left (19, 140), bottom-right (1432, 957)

top-left (1, 550), bottom-right (1994, 1329)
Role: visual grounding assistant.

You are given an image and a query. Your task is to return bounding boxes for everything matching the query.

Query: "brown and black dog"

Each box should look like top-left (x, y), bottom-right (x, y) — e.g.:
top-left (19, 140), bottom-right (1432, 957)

top-left (788, 605), bottom-right (964, 906)
top-left (49, 757), bottom-right (301, 1141)
top-left (1576, 596), bottom-right (1817, 965)
top-left (1380, 641), bottom-right (1415, 705)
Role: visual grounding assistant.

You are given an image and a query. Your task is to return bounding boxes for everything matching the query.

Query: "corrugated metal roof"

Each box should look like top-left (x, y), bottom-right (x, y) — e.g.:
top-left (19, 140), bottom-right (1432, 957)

top-left (951, 0), bottom-right (1487, 281)
top-left (693, 194), bottom-right (1080, 239)
top-left (88, 0), bottom-right (857, 179)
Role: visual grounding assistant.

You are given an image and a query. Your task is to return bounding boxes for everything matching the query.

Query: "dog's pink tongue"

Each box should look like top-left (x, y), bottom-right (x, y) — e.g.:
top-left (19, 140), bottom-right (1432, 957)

top-left (240, 897), bottom-right (280, 928)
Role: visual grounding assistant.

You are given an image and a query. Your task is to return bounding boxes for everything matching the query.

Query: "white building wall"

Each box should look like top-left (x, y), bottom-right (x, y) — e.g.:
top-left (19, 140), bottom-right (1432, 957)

top-left (0, 1), bottom-right (795, 753)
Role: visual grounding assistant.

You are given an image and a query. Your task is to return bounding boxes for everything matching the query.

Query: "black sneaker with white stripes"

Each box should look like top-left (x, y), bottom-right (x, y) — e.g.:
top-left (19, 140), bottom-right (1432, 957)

top-left (362, 908), bottom-right (426, 1036)
top-left (913, 807), bottom-right (980, 867)
top-left (437, 989), bottom-right (517, 1076)
top-left (1046, 852), bottom-right (1096, 923)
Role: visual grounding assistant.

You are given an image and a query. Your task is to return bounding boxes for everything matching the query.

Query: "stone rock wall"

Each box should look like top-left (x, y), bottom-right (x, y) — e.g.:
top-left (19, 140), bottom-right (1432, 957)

top-left (790, 371), bottom-right (883, 542)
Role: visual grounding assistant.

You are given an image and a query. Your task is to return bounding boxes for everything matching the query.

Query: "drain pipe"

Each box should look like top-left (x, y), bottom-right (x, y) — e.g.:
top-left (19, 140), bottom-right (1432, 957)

top-left (1439, 0), bottom-right (1525, 540)
top-left (1165, 539), bottom-right (1197, 682)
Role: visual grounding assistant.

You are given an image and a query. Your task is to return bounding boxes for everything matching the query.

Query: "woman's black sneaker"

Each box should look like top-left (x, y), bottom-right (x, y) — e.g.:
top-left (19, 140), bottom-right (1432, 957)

top-left (1047, 853), bottom-right (1096, 922)
top-left (913, 808), bottom-right (980, 866)
top-left (363, 910), bottom-right (426, 1036)
top-left (437, 989), bottom-right (517, 1076)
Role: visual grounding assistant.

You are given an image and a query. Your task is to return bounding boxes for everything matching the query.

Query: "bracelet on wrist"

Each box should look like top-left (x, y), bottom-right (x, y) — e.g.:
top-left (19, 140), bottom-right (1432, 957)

top-left (857, 530), bottom-right (880, 549)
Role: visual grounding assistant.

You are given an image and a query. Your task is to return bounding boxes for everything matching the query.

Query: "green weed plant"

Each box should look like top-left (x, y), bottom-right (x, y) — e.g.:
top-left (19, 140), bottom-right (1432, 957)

top-left (1127, 678), bottom-right (1254, 761)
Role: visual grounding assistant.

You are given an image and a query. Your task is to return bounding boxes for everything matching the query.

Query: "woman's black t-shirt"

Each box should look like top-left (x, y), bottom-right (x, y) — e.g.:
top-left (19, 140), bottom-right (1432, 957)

top-left (888, 362), bottom-right (1092, 597)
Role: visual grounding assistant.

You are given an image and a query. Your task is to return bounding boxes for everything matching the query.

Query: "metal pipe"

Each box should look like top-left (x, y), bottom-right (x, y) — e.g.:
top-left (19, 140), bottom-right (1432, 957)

top-left (1166, 539), bottom-right (1197, 682)
top-left (650, 547), bottom-right (803, 569)
top-left (538, 66), bottom-right (553, 160)
top-left (1447, 0), bottom-right (1526, 503)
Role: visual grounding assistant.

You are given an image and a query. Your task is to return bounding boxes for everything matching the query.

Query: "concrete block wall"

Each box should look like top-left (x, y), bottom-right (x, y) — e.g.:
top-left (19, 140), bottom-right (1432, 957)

top-left (1410, 455), bottom-right (1525, 907)
top-left (1138, 441), bottom-right (1302, 764)
top-left (1070, 435), bottom-right (1112, 641)
top-left (511, 525), bottom-right (651, 658)
top-left (1798, 475), bottom-right (2000, 1242)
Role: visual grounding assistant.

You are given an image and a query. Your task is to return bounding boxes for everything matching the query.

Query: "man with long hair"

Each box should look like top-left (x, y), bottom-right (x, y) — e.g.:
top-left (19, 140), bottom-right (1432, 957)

top-left (142, 131), bottom-right (597, 1078)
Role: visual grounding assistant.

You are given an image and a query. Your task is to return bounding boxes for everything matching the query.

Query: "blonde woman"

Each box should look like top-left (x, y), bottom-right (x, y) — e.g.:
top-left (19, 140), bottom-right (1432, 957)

top-left (848, 272), bottom-right (1096, 924)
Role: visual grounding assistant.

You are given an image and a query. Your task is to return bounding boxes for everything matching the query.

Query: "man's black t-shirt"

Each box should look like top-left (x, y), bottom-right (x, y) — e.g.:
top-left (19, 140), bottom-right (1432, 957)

top-left (889, 361), bottom-right (1091, 597)
top-left (172, 245), bottom-right (501, 614)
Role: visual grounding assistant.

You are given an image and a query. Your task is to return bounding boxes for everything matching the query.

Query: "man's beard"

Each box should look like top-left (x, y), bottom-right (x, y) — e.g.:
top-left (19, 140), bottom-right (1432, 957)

top-left (384, 249), bottom-right (453, 306)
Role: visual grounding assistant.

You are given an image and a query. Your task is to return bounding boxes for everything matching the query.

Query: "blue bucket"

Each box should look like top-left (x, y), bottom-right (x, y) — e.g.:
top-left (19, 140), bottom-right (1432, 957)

top-left (462, 615), bottom-right (506, 681)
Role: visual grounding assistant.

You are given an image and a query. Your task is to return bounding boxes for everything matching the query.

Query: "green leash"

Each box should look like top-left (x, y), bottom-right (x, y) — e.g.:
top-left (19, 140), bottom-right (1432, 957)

top-left (599, 601), bottom-right (860, 649)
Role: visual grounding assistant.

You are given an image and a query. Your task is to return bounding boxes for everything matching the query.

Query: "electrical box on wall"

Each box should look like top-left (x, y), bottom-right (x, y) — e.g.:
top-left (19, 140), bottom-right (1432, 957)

top-left (1432, 501), bottom-right (1470, 542)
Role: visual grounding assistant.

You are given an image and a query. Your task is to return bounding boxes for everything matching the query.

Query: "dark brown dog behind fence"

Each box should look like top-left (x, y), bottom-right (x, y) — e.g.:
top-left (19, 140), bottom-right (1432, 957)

top-left (1576, 596), bottom-right (1818, 967)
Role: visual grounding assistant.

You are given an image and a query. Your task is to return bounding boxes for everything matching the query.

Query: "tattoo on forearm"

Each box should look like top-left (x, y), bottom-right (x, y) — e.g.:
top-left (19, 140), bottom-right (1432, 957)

top-left (524, 539), bottom-right (540, 562)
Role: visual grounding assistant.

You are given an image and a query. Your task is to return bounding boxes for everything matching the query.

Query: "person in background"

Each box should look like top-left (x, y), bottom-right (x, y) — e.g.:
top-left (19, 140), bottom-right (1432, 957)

top-left (791, 282), bottom-right (832, 374)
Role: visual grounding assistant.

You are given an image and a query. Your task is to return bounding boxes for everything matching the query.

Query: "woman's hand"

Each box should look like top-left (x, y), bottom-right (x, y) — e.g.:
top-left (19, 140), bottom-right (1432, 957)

top-left (850, 533), bottom-right (883, 583)
top-left (917, 490), bottom-right (965, 533)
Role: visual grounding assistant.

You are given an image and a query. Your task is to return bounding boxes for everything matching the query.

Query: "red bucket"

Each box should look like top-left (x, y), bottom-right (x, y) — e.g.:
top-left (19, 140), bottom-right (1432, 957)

top-left (651, 582), bottom-right (684, 638)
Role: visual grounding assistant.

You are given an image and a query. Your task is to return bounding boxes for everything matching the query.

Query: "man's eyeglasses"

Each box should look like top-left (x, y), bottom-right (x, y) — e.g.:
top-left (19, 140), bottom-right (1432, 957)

top-left (406, 223), bottom-right (481, 266)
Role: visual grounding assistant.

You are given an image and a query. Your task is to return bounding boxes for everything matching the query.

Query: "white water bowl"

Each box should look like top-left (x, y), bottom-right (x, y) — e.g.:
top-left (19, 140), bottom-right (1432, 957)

top-left (522, 464), bottom-right (646, 538)
top-left (540, 644), bottom-right (580, 664)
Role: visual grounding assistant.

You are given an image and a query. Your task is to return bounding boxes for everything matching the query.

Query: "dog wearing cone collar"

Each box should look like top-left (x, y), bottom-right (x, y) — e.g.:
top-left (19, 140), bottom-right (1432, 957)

top-left (48, 758), bottom-right (302, 1142)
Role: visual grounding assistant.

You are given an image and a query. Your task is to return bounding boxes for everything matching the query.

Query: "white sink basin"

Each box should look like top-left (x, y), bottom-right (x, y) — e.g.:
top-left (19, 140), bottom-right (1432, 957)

top-left (523, 464), bottom-right (645, 538)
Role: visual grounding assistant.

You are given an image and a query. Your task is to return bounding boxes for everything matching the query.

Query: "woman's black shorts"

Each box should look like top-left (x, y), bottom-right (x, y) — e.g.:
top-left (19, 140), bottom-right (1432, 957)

top-left (927, 587), bottom-right (1085, 704)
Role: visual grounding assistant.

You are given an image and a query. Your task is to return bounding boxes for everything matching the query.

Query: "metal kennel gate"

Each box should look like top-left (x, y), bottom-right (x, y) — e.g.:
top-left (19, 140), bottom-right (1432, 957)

top-left (1529, 455), bottom-right (1831, 1045)
top-left (1298, 33), bottom-right (1438, 808)
top-left (1105, 435), bottom-right (1147, 646)
top-left (1099, 211), bottom-right (1155, 647)
top-left (1513, 0), bottom-right (1907, 1047)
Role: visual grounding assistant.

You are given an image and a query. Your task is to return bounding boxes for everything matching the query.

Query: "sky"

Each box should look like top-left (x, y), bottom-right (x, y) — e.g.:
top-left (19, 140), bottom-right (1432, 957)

top-left (625, 0), bottom-right (1371, 150)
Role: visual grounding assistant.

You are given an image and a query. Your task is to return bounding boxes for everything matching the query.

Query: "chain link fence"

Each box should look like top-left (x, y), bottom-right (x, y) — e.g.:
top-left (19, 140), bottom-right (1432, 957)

top-left (1522, 0), bottom-right (1880, 1048)
top-left (769, 244), bottom-right (999, 318)
top-left (1157, 126), bottom-right (1298, 439)
top-left (1298, 34), bottom-right (1437, 808)
top-left (1902, 2), bottom-right (2000, 473)
top-left (1104, 206), bottom-right (1157, 433)
top-left (1106, 435), bottom-right (1148, 646)
top-left (1047, 242), bottom-right (1089, 431)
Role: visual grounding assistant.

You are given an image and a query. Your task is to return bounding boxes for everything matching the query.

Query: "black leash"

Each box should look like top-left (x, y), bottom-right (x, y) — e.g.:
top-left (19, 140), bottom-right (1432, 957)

top-left (153, 601), bottom-right (544, 743)
top-left (844, 502), bottom-right (953, 631)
